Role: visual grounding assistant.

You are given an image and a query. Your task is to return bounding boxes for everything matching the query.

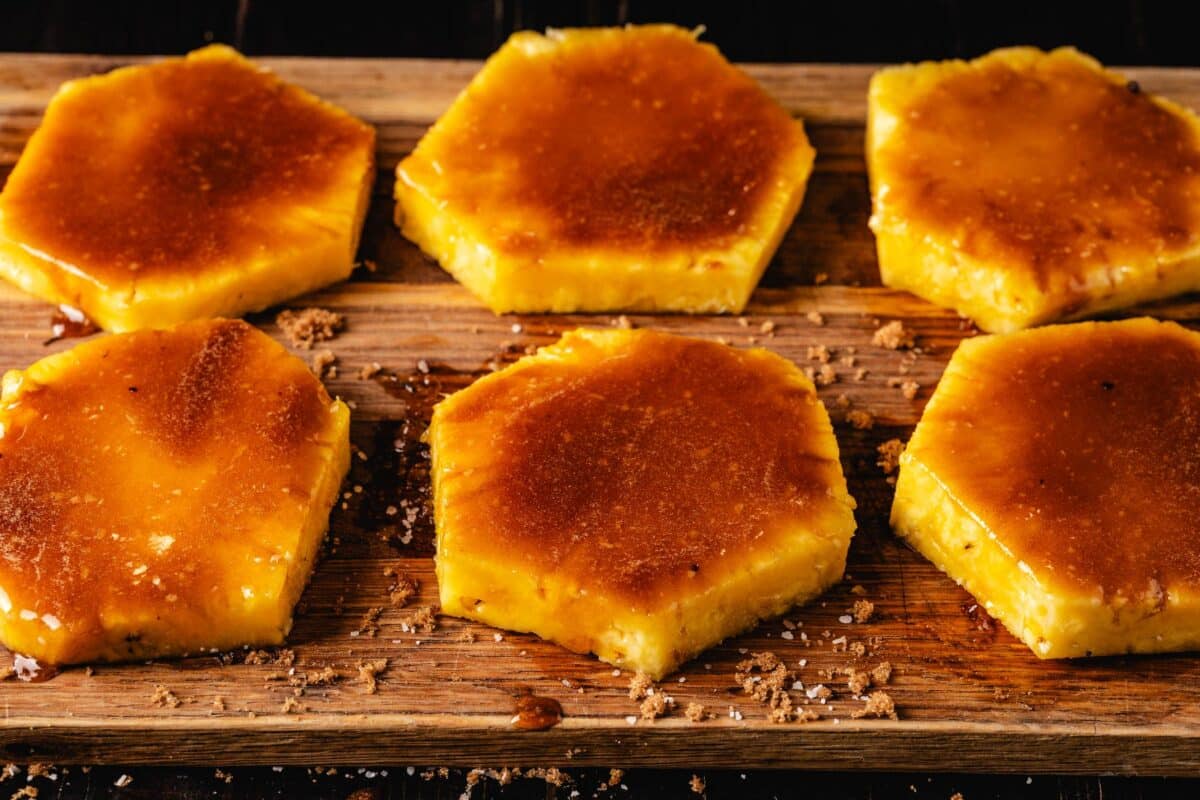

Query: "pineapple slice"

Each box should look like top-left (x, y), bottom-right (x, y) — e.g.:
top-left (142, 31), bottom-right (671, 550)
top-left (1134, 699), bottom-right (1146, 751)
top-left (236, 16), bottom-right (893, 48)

top-left (0, 319), bottom-right (350, 664)
top-left (428, 329), bottom-right (856, 678)
top-left (867, 47), bottom-right (1200, 333)
top-left (395, 25), bottom-right (815, 314)
top-left (0, 45), bottom-right (375, 332)
top-left (892, 317), bottom-right (1200, 658)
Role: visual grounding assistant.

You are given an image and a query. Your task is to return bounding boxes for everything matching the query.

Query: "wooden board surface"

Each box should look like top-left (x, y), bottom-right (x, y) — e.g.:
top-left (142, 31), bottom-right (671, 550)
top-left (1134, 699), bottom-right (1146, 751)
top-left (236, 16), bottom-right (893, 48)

top-left (1, 52), bottom-right (1200, 775)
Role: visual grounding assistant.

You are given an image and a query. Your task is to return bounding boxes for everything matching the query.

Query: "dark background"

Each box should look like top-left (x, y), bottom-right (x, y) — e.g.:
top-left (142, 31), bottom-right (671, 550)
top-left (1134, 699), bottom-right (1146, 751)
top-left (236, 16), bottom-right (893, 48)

top-left (2, 0), bottom-right (1199, 65)
top-left (2, 1), bottom-right (1200, 797)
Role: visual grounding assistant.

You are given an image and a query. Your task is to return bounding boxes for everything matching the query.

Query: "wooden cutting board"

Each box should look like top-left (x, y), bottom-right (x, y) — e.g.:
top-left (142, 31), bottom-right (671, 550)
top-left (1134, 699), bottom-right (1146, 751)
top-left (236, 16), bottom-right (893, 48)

top-left (1, 53), bottom-right (1200, 775)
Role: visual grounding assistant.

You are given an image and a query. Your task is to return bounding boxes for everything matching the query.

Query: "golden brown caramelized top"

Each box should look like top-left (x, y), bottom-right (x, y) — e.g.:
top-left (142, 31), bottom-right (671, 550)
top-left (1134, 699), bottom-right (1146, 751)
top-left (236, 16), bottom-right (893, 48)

top-left (912, 318), bottom-right (1200, 598)
top-left (0, 45), bottom-right (374, 287)
top-left (871, 48), bottom-right (1200, 289)
top-left (398, 25), bottom-right (810, 255)
top-left (433, 329), bottom-right (853, 609)
top-left (0, 319), bottom-right (343, 660)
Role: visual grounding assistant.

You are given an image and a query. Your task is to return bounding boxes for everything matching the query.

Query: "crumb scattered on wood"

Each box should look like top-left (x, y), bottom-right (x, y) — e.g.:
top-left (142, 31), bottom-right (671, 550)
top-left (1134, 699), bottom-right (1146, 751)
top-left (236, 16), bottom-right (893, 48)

top-left (311, 349), bottom-right (337, 379)
top-left (852, 690), bottom-right (898, 719)
top-left (355, 606), bottom-right (383, 638)
top-left (877, 438), bottom-right (906, 482)
top-left (385, 571), bottom-right (418, 607)
top-left (359, 362), bottom-right (383, 380)
top-left (640, 692), bottom-right (672, 720)
top-left (806, 310), bottom-right (826, 326)
top-left (281, 696), bottom-right (303, 714)
top-left (807, 344), bottom-right (831, 363)
top-left (846, 409), bottom-right (875, 430)
top-left (872, 661), bottom-right (893, 685)
top-left (736, 652), bottom-right (805, 723)
top-left (628, 671), bottom-right (654, 701)
top-left (690, 774), bottom-right (706, 794)
top-left (872, 320), bottom-right (915, 350)
top-left (276, 308), bottom-right (344, 349)
top-left (853, 599), bottom-right (876, 623)
top-left (356, 658), bottom-right (388, 693)
top-left (403, 604), bottom-right (438, 633)
top-left (887, 376), bottom-right (920, 399)
top-left (685, 702), bottom-right (710, 722)
top-left (150, 683), bottom-right (181, 708)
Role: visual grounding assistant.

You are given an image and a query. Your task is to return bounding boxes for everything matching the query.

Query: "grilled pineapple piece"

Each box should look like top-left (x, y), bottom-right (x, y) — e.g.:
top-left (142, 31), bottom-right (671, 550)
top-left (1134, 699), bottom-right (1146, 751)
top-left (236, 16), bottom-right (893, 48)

top-left (429, 328), bottom-right (856, 678)
top-left (395, 25), bottom-right (815, 314)
top-left (0, 319), bottom-right (349, 664)
top-left (0, 45), bottom-right (375, 332)
top-left (892, 318), bottom-right (1200, 658)
top-left (868, 47), bottom-right (1200, 333)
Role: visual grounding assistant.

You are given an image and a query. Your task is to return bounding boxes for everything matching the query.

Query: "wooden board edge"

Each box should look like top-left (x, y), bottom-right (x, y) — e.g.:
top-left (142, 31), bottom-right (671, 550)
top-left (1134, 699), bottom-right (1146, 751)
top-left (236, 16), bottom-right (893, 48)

top-left (1, 717), bottom-right (1198, 775)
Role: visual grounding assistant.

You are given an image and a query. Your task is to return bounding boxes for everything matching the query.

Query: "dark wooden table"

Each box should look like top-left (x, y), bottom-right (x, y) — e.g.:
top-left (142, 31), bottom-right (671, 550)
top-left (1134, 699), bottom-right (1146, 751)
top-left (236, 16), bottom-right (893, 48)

top-left (0, 765), bottom-right (1192, 799)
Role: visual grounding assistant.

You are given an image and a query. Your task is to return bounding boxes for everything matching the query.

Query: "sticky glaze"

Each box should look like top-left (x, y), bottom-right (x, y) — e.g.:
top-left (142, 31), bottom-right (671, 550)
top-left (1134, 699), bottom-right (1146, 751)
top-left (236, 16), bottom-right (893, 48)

top-left (0, 319), bottom-right (344, 664)
top-left (873, 49), bottom-right (1200, 291)
top-left (398, 26), bottom-right (808, 255)
top-left (0, 46), bottom-right (373, 289)
top-left (433, 329), bottom-right (851, 609)
top-left (911, 318), bottom-right (1200, 598)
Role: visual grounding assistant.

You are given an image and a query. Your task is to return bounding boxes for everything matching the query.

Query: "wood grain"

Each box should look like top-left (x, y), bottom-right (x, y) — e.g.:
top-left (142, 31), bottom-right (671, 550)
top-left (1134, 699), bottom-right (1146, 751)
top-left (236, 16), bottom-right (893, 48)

top-left (1, 53), bottom-right (1200, 775)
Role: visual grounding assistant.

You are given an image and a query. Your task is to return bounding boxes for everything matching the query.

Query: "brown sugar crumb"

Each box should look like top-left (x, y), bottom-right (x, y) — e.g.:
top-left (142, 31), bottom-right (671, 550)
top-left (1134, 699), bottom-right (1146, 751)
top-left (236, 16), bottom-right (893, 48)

top-left (359, 362), bottom-right (383, 380)
top-left (10, 787), bottom-right (37, 799)
top-left (871, 661), bottom-right (893, 685)
top-left (877, 438), bottom-right (906, 483)
top-left (1, 764), bottom-right (18, 781)
top-left (760, 320), bottom-right (777, 336)
top-left (872, 320), bottom-right (915, 350)
top-left (403, 604), bottom-right (439, 633)
top-left (806, 310), bottom-right (826, 326)
top-left (806, 344), bottom-right (831, 363)
top-left (305, 666), bottom-right (339, 686)
top-left (640, 692), bottom-right (672, 720)
top-left (805, 363), bottom-right (838, 387)
top-left (23, 766), bottom-right (50, 781)
top-left (355, 606), bottom-right (383, 638)
top-left (852, 690), bottom-right (898, 719)
top-left (846, 409), bottom-right (875, 430)
top-left (311, 349), bottom-right (337, 379)
top-left (281, 696), bottom-right (303, 714)
top-left (685, 702), bottom-right (710, 722)
top-left (387, 572), bottom-right (419, 607)
top-left (608, 769), bottom-right (624, 787)
top-left (356, 658), bottom-right (388, 694)
top-left (690, 774), bottom-right (706, 795)
top-left (150, 683), bottom-right (181, 708)
top-left (735, 652), bottom-right (797, 723)
top-left (850, 584), bottom-right (867, 595)
top-left (886, 376), bottom-right (920, 399)
top-left (845, 668), bottom-right (872, 695)
top-left (853, 367), bottom-right (868, 381)
top-left (613, 314), bottom-right (634, 330)
top-left (853, 599), bottom-right (876, 623)
top-left (276, 307), bottom-right (344, 350)
top-left (849, 641), bottom-right (867, 658)
top-left (243, 649), bottom-right (272, 665)
top-left (628, 671), bottom-right (654, 701)
top-left (211, 696), bottom-right (226, 711)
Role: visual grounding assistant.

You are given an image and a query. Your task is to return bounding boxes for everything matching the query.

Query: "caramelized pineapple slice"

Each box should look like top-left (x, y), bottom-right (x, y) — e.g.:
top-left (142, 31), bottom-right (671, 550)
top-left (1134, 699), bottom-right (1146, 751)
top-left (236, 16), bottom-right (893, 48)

top-left (429, 329), bottom-right (856, 678)
top-left (892, 318), bottom-right (1200, 658)
top-left (395, 25), bottom-right (815, 314)
top-left (868, 47), bottom-right (1200, 333)
top-left (0, 319), bottom-right (350, 664)
top-left (0, 45), bottom-right (375, 332)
